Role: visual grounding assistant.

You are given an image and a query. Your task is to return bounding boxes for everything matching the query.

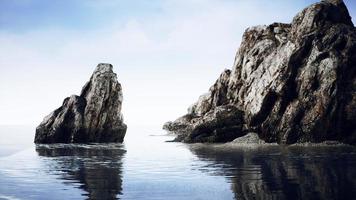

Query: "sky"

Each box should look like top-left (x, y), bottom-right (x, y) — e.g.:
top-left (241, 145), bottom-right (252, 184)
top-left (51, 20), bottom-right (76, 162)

top-left (0, 0), bottom-right (355, 127)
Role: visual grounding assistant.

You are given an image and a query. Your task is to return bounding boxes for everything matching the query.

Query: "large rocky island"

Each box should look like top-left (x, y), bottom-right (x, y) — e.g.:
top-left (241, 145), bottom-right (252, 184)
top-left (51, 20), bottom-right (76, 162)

top-left (164, 0), bottom-right (356, 144)
top-left (35, 63), bottom-right (127, 144)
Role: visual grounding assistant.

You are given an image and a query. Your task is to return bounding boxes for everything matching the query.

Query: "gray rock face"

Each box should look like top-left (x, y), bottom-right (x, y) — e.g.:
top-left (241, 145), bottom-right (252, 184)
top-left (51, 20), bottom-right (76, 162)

top-left (232, 132), bottom-right (266, 145)
top-left (35, 63), bottom-right (127, 143)
top-left (164, 0), bottom-right (356, 144)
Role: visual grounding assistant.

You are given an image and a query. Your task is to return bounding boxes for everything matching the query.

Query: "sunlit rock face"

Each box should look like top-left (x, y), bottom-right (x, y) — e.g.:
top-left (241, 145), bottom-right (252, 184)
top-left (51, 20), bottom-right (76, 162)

top-left (35, 63), bottom-right (127, 143)
top-left (164, 0), bottom-right (356, 144)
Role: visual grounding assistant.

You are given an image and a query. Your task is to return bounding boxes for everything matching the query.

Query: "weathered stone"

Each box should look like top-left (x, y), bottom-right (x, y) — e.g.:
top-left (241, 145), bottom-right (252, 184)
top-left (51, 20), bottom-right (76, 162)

top-left (186, 105), bottom-right (244, 143)
top-left (232, 132), bottom-right (266, 144)
top-left (164, 0), bottom-right (356, 144)
top-left (35, 63), bottom-right (127, 143)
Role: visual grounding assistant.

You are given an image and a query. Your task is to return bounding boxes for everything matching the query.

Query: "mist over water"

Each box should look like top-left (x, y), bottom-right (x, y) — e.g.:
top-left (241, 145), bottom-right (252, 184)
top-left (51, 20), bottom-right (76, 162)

top-left (0, 126), bottom-right (355, 200)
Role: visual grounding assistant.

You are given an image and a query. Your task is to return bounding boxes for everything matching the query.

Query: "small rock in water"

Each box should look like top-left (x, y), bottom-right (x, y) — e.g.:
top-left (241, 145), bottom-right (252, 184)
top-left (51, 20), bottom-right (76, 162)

top-left (232, 133), bottom-right (266, 144)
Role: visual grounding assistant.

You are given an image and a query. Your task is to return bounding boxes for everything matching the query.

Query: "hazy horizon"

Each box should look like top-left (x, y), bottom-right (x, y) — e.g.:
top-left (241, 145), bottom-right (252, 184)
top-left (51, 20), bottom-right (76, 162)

top-left (1, 0), bottom-right (355, 127)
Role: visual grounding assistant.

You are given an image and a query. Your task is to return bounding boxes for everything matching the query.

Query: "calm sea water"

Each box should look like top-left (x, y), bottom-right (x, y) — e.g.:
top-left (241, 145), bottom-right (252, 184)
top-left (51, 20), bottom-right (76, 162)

top-left (0, 125), bottom-right (356, 200)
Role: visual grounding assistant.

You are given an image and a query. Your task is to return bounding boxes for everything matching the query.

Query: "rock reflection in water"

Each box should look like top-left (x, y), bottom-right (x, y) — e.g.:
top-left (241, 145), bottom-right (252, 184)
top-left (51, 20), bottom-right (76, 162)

top-left (188, 144), bottom-right (356, 200)
top-left (36, 144), bottom-right (125, 200)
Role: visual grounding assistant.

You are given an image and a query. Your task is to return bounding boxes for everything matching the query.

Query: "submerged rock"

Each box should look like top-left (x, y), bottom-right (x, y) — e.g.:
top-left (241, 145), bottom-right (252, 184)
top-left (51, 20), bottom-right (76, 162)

top-left (164, 0), bottom-right (356, 144)
top-left (35, 63), bottom-right (127, 143)
top-left (232, 132), bottom-right (266, 145)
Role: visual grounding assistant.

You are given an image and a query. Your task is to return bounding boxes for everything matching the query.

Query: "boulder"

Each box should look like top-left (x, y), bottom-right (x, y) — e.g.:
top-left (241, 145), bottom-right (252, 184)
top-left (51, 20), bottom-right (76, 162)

top-left (35, 63), bottom-right (127, 143)
top-left (231, 132), bottom-right (267, 145)
top-left (164, 0), bottom-right (356, 144)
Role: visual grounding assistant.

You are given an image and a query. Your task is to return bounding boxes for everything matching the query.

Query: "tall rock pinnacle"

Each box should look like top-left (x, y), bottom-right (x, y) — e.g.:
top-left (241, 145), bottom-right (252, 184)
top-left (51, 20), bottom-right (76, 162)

top-left (35, 63), bottom-right (127, 143)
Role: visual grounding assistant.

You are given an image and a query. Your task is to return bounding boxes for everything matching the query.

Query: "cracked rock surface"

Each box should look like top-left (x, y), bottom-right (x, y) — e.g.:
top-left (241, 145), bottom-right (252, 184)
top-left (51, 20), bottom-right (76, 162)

top-left (35, 63), bottom-right (127, 143)
top-left (164, 0), bottom-right (356, 144)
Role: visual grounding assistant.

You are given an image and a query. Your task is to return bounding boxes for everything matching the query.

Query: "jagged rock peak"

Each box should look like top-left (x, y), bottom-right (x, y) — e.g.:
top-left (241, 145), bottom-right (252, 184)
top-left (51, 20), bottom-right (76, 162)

top-left (35, 63), bottom-right (127, 144)
top-left (295, 0), bottom-right (353, 26)
top-left (323, 0), bottom-right (346, 6)
top-left (94, 63), bottom-right (113, 72)
top-left (164, 0), bottom-right (356, 144)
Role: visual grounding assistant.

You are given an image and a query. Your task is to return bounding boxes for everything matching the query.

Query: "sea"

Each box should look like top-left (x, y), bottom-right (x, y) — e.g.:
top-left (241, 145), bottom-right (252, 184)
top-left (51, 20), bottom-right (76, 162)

top-left (0, 125), bottom-right (356, 200)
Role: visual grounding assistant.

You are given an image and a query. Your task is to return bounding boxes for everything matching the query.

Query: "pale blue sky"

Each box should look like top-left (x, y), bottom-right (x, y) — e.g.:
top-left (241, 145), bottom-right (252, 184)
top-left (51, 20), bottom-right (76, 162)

top-left (1, 0), bottom-right (354, 33)
top-left (0, 0), bottom-right (355, 126)
top-left (0, 1), bottom-right (307, 30)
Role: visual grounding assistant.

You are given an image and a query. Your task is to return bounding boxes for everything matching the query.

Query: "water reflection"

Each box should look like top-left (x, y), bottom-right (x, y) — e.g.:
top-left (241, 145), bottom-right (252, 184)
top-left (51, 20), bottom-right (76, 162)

top-left (188, 144), bottom-right (356, 200)
top-left (36, 144), bottom-right (125, 200)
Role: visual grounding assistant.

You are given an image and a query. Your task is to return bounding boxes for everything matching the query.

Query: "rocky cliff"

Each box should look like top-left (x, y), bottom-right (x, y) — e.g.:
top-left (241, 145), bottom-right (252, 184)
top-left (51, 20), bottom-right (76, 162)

top-left (164, 0), bottom-right (356, 144)
top-left (35, 63), bottom-right (127, 143)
